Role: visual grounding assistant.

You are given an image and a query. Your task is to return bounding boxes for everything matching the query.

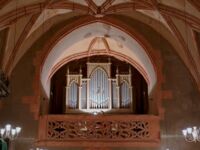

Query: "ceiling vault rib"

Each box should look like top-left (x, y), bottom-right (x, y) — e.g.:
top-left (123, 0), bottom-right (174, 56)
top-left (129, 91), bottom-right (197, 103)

top-left (88, 37), bottom-right (98, 53)
top-left (5, 13), bottom-right (41, 74)
top-left (48, 0), bottom-right (94, 15)
top-left (193, 31), bottom-right (200, 58)
top-left (150, 0), bottom-right (158, 6)
top-left (104, 2), bottom-right (153, 14)
top-left (84, 0), bottom-right (98, 14)
top-left (158, 4), bottom-right (200, 31)
top-left (4, 0), bottom-right (53, 75)
top-left (40, 15), bottom-right (96, 67)
top-left (163, 14), bottom-right (200, 87)
top-left (0, 1), bottom-right (93, 30)
top-left (102, 37), bottom-right (110, 51)
top-left (0, 3), bottom-right (45, 29)
top-left (0, 2), bottom-right (199, 31)
top-left (0, 0), bottom-right (12, 9)
top-left (100, 0), bottom-right (115, 13)
top-left (187, 0), bottom-right (200, 12)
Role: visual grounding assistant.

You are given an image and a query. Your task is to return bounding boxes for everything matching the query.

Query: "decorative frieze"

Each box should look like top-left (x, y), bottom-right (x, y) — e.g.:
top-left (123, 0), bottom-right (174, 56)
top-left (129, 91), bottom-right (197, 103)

top-left (47, 120), bottom-right (150, 140)
top-left (37, 115), bottom-right (160, 148)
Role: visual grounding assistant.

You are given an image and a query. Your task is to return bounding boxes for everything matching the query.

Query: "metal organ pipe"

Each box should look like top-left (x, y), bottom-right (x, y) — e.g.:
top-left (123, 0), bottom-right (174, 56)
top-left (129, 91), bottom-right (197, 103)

top-left (66, 62), bottom-right (133, 113)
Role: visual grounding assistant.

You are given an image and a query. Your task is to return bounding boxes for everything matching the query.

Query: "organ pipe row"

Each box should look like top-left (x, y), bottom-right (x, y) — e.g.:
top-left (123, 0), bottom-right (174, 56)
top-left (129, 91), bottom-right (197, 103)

top-left (66, 63), bottom-right (133, 113)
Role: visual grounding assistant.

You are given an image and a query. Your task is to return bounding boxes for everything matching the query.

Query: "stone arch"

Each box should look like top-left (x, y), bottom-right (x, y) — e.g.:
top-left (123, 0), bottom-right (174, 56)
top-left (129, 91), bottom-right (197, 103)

top-left (40, 21), bottom-right (158, 98)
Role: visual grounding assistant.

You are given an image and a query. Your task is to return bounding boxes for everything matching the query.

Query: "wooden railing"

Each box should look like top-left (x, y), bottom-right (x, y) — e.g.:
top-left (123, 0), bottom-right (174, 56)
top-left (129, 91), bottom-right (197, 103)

top-left (36, 114), bottom-right (160, 148)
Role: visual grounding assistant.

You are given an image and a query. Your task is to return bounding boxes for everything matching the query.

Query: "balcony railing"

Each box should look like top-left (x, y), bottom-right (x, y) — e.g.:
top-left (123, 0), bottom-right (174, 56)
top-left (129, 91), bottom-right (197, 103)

top-left (37, 114), bottom-right (160, 148)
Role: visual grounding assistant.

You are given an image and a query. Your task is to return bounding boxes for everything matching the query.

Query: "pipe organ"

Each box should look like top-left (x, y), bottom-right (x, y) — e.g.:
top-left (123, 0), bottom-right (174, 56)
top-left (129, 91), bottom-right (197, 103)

top-left (66, 62), bottom-right (133, 113)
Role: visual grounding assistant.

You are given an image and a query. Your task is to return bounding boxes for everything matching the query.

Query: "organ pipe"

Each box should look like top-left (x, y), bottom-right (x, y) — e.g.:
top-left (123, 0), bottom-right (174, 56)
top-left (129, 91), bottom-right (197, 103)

top-left (66, 63), bottom-right (132, 112)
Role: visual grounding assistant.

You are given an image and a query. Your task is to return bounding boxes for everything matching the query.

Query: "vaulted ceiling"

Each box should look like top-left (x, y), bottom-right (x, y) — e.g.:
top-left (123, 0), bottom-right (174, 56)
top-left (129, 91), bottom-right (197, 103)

top-left (0, 0), bottom-right (200, 92)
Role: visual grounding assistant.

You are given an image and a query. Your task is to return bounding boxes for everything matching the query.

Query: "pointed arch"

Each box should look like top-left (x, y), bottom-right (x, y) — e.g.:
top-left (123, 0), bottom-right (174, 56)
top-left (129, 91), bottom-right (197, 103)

top-left (40, 21), bottom-right (157, 98)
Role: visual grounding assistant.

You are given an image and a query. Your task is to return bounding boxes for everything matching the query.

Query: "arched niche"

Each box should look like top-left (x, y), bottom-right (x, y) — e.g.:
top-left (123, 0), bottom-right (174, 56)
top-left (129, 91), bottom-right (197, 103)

top-left (40, 22), bottom-right (157, 98)
top-left (50, 55), bottom-right (148, 114)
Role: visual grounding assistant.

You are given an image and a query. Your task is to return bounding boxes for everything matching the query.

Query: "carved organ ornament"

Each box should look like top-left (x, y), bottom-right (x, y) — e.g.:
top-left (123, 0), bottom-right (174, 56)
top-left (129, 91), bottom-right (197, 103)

top-left (39, 57), bottom-right (159, 149)
top-left (66, 62), bottom-right (133, 113)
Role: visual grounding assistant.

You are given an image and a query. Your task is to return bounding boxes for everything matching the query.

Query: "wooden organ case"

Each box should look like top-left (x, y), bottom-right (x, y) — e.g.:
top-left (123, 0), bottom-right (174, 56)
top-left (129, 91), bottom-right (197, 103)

top-left (37, 56), bottom-right (160, 149)
top-left (66, 62), bottom-right (133, 113)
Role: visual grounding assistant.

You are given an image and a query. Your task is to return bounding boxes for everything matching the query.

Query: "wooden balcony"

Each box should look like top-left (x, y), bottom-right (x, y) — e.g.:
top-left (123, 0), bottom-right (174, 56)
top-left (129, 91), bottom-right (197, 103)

top-left (36, 114), bottom-right (160, 148)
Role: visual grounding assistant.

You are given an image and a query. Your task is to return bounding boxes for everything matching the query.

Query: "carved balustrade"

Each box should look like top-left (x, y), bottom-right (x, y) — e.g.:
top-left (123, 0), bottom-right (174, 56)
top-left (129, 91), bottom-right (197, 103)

top-left (37, 114), bottom-right (160, 148)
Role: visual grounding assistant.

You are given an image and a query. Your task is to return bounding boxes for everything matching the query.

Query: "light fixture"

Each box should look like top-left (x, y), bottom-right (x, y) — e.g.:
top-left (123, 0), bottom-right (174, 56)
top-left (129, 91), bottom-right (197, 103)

top-left (0, 124), bottom-right (21, 140)
top-left (182, 127), bottom-right (200, 142)
top-left (93, 111), bottom-right (98, 115)
top-left (30, 148), bottom-right (48, 150)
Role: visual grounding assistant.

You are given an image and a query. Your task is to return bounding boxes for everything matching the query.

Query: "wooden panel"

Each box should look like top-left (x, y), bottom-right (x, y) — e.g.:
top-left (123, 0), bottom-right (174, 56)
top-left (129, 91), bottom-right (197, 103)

top-left (37, 114), bottom-right (160, 148)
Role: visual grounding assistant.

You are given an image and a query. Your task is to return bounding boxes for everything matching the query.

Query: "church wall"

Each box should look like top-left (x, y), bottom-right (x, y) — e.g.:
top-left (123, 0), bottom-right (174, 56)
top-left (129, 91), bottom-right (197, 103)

top-left (0, 14), bottom-right (200, 150)
top-left (112, 15), bottom-right (200, 150)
